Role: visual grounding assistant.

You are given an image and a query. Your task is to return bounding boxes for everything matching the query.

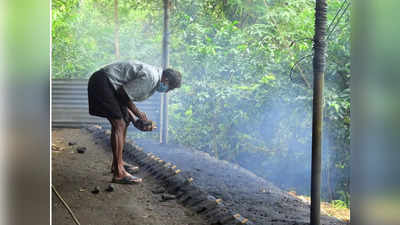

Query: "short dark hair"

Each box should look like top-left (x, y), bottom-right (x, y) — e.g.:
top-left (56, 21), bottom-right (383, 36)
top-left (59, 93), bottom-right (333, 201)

top-left (163, 68), bottom-right (182, 89)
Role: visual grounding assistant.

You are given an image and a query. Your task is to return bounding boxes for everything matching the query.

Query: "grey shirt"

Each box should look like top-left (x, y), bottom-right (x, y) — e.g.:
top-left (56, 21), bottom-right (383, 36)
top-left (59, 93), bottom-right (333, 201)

top-left (99, 60), bottom-right (162, 102)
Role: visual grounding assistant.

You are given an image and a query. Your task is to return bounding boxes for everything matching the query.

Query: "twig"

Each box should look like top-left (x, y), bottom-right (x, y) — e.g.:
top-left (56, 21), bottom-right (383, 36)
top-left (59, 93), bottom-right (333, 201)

top-left (289, 53), bottom-right (313, 82)
top-left (52, 185), bottom-right (81, 225)
top-left (297, 64), bottom-right (311, 89)
top-left (289, 37), bottom-right (313, 48)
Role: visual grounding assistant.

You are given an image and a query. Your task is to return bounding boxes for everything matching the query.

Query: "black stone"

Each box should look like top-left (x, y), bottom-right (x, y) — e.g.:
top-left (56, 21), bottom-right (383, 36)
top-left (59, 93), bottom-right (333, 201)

top-left (221, 214), bottom-right (249, 225)
top-left (219, 214), bottom-right (237, 224)
top-left (152, 187), bottom-right (166, 194)
top-left (185, 190), bottom-right (208, 207)
top-left (91, 186), bottom-right (100, 194)
top-left (133, 151), bottom-right (147, 160)
top-left (105, 184), bottom-right (114, 192)
top-left (205, 205), bottom-right (230, 222)
top-left (160, 194), bottom-right (176, 202)
top-left (192, 196), bottom-right (222, 214)
top-left (77, 146), bottom-right (87, 153)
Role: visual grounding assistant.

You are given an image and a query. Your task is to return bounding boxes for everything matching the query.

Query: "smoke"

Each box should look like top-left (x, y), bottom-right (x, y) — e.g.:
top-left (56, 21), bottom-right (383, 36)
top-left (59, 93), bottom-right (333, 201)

top-left (224, 87), bottom-right (346, 200)
top-left (52, 0), bottom-right (350, 203)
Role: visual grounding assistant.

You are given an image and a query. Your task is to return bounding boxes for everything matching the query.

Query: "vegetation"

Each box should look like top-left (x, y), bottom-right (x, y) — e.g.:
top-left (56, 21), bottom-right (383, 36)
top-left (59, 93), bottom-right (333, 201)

top-left (52, 0), bottom-right (350, 207)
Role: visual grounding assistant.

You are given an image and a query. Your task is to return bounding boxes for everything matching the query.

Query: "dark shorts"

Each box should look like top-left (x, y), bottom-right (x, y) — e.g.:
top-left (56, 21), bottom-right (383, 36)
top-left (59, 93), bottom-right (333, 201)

top-left (87, 71), bottom-right (129, 123)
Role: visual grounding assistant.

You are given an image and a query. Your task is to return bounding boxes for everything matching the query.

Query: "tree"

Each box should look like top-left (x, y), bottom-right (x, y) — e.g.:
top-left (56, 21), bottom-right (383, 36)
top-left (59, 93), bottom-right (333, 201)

top-left (311, 0), bottom-right (328, 224)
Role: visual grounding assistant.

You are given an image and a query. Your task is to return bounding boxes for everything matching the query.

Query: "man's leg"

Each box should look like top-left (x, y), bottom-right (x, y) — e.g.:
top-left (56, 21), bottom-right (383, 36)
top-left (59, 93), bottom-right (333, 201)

top-left (110, 114), bottom-right (136, 172)
top-left (122, 109), bottom-right (139, 167)
top-left (122, 123), bottom-right (130, 164)
top-left (108, 118), bottom-right (129, 179)
top-left (121, 124), bottom-right (139, 171)
top-left (123, 121), bottom-right (128, 149)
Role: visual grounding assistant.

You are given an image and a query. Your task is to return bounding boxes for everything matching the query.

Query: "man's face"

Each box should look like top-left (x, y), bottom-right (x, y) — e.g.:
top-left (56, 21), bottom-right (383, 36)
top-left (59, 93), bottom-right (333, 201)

top-left (157, 76), bottom-right (170, 93)
top-left (161, 77), bottom-right (173, 92)
top-left (161, 74), bottom-right (181, 92)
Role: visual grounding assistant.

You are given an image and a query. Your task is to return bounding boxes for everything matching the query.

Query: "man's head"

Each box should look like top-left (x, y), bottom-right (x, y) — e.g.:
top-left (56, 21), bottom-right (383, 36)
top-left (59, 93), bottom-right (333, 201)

top-left (159, 68), bottom-right (182, 92)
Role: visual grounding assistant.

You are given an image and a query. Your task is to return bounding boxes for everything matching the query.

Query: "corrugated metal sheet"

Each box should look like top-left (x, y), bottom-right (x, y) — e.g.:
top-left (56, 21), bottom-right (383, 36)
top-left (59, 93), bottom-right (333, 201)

top-left (51, 79), bottom-right (161, 130)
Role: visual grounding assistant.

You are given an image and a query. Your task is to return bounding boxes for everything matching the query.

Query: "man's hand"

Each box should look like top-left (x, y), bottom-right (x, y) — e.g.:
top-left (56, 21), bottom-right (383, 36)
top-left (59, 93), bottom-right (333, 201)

top-left (133, 119), bottom-right (156, 132)
top-left (138, 111), bottom-right (148, 121)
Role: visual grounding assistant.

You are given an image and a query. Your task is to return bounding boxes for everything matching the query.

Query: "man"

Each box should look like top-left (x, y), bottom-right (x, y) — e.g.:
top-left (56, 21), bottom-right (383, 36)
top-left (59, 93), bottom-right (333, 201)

top-left (87, 60), bottom-right (182, 184)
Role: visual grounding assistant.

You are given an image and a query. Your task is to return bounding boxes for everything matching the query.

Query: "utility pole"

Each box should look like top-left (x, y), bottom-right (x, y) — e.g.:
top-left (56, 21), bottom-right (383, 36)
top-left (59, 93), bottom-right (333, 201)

top-left (160, 0), bottom-right (170, 144)
top-left (310, 1), bottom-right (327, 225)
top-left (114, 0), bottom-right (120, 59)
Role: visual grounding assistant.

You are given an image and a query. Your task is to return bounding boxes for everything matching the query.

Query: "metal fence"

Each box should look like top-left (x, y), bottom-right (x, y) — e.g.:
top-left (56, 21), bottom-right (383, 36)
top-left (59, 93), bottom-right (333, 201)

top-left (51, 79), bottom-right (161, 130)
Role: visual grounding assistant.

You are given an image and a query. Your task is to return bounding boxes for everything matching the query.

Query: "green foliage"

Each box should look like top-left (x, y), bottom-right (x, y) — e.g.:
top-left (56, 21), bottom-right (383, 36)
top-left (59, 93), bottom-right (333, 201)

top-left (167, 0), bottom-right (351, 200)
top-left (52, 0), bottom-right (162, 78)
top-left (52, 0), bottom-right (350, 202)
top-left (331, 199), bottom-right (348, 209)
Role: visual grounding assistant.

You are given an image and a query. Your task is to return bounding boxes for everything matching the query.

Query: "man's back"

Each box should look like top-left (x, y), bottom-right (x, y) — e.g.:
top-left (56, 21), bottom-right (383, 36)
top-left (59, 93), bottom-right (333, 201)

top-left (100, 60), bottom-right (162, 102)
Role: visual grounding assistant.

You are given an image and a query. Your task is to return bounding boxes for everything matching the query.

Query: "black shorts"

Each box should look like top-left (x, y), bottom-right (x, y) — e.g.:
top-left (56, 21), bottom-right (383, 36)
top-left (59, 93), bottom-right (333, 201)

top-left (87, 71), bottom-right (130, 123)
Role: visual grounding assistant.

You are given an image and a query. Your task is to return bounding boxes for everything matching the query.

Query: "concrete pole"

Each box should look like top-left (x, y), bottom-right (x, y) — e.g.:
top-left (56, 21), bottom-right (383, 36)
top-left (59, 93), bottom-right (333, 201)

top-left (114, 0), bottom-right (120, 59)
top-left (160, 0), bottom-right (170, 144)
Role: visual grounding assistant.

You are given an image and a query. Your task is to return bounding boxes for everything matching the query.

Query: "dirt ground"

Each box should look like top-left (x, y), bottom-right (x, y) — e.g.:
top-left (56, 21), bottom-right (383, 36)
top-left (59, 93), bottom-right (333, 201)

top-left (52, 128), bottom-right (208, 225)
top-left (53, 127), bottom-right (347, 225)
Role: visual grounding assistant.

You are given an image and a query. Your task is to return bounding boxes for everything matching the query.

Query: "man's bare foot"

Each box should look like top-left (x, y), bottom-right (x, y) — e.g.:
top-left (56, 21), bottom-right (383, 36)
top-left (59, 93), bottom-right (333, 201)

top-left (122, 161), bottom-right (137, 168)
top-left (112, 174), bottom-right (142, 184)
top-left (111, 162), bottom-right (139, 174)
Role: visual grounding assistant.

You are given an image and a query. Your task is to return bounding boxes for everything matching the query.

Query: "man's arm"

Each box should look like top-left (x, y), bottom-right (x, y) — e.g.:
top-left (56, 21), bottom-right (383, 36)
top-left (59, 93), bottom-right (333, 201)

top-left (117, 87), bottom-right (147, 121)
top-left (127, 108), bottom-right (155, 131)
top-left (127, 101), bottom-right (147, 121)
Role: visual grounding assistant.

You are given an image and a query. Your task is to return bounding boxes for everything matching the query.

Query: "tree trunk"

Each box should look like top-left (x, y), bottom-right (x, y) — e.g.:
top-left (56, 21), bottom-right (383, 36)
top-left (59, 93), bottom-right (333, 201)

top-left (310, 1), bottom-right (327, 225)
top-left (114, 0), bottom-right (120, 59)
top-left (160, 0), bottom-right (170, 144)
top-left (327, 153), bottom-right (333, 202)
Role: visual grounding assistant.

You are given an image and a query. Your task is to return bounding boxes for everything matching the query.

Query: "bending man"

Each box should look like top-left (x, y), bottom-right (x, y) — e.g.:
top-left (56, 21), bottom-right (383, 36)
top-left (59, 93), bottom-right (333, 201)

top-left (87, 60), bottom-right (181, 184)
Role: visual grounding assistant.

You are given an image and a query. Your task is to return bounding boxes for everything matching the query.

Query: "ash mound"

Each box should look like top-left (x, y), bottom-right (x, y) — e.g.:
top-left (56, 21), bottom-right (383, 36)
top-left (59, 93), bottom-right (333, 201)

top-left (130, 138), bottom-right (345, 225)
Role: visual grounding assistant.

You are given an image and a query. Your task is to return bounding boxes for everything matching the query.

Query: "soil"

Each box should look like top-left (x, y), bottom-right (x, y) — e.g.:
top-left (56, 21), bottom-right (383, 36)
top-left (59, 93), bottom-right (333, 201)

top-left (52, 128), bottom-right (208, 225)
top-left (52, 127), bottom-right (347, 225)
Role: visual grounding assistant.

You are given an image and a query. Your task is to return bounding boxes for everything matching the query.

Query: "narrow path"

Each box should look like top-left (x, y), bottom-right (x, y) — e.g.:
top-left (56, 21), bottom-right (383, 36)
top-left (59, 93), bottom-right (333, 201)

top-left (52, 128), bottom-right (208, 225)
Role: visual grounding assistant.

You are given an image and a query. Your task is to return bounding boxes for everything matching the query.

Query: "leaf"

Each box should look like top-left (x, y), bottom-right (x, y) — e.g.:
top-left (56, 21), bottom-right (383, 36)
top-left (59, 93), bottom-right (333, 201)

top-left (185, 108), bottom-right (193, 117)
top-left (259, 74), bottom-right (276, 84)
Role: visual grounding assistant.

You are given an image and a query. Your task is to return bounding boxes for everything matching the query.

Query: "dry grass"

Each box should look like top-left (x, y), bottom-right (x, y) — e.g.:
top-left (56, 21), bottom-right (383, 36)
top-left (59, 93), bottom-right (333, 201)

top-left (288, 191), bottom-right (350, 223)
